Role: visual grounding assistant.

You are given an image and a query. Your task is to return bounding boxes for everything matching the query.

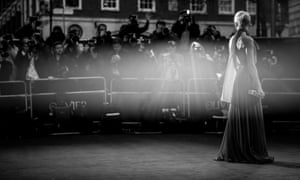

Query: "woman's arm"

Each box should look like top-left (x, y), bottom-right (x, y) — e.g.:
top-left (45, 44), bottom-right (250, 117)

top-left (244, 37), bottom-right (264, 95)
top-left (228, 37), bottom-right (238, 70)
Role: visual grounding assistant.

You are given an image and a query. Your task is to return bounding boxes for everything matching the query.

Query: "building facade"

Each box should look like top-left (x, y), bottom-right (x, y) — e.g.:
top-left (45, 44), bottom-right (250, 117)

top-left (0, 0), bottom-right (23, 35)
top-left (42, 0), bottom-right (259, 39)
top-left (0, 0), bottom-right (290, 39)
top-left (289, 0), bottom-right (300, 36)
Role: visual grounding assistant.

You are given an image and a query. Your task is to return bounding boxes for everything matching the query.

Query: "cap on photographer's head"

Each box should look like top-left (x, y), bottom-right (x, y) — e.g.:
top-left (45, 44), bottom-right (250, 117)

top-left (167, 40), bottom-right (176, 47)
top-left (191, 41), bottom-right (205, 55)
top-left (98, 24), bottom-right (107, 32)
top-left (52, 26), bottom-right (63, 34)
top-left (128, 14), bottom-right (138, 24)
top-left (156, 20), bottom-right (166, 27)
top-left (52, 41), bottom-right (63, 47)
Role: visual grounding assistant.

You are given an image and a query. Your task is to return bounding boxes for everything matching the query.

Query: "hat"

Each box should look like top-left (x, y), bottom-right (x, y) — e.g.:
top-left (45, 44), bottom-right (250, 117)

top-left (52, 41), bottom-right (63, 47)
top-left (128, 14), bottom-right (137, 19)
top-left (156, 20), bottom-right (166, 26)
top-left (167, 40), bottom-right (176, 46)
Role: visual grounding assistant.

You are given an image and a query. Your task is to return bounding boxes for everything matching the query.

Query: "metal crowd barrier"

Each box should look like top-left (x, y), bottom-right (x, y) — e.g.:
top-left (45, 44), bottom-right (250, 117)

top-left (0, 81), bottom-right (28, 112)
top-left (110, 78), bottom-right (147, 124)
top-left (262, 78), bottom-right (300, 94)
top-left (28, 77), bottom-right (107, 129)
top-left (110, 78), bottom-right (186, 124)
top-left (186, 78), bottom-right (219, 120)
top-left (0, 81), bottom-right (28, 135)
top-left (262, 78), bottom-right (300, 130)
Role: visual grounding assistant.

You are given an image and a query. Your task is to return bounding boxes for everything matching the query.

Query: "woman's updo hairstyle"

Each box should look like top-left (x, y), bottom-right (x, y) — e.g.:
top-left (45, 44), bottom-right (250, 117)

top-left (234, 10), bottom-right (251, 30)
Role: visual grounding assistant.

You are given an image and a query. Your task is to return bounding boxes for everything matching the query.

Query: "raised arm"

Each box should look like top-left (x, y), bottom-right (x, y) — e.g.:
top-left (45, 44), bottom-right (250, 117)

top-left (138, 14), bottom-right (151, 34)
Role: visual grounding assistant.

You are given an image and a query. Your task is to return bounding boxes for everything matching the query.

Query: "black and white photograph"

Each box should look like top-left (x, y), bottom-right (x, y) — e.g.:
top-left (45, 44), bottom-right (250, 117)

top-left (0, 0), bottom-right (300, 179)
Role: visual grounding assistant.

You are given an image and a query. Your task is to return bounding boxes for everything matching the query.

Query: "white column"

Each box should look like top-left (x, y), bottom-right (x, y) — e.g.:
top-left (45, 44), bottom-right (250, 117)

top-left (23, 0), bottom-right (27, 23)
top-left (35, 0), bottom-right (40, 14)
top-left (29, 0), bottom-right (33, 16)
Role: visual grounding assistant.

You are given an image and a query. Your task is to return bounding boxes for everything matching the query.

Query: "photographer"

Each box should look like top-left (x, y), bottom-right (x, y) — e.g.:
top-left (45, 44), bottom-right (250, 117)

top-left (201, 25), bottom-right (224, 41)
top-left (258, 49), bottom-right (282, 78)
top-left (0, 50), bottom-right (14, 81)
top-left (2, 34), bottom-right (19, 60)
top-left (151, 21), bottom-right (170, 43)
top-left (15, 16), bottom-right (41, 40)
top-left (46, 41), bottom-right (76, 78)
top-left (187, 41), bottom-right (216, 79)
top-left (171, 10), bottom-right (200, 41)
top-left (188, 16), bottom-right (201, 41)
top-left (74, 40), bottom-right (97, 77)
top-left (93, 23), bottom-right (113, 60)
top-left (158, 40), bottom-right (184, 80)
top-left (151, 20), bottom-right (171, 54)
top-left (119, 14), bottom-right (151, 42)
top-left (14, 37), bottom-right (33, 80)
top-left (95, 24), bottom-right (113, 49)
top-left (46, 26), bottom-right (66, 47)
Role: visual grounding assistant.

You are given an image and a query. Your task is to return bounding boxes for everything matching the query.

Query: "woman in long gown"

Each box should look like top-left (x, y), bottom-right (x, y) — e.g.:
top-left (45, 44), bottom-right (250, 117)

top-left (216, 11), bottom-right (274, 164)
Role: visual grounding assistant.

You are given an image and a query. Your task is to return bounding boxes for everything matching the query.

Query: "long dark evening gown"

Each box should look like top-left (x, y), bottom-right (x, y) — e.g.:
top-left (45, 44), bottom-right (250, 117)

top-left (216, 30), bottom-right (274, 164)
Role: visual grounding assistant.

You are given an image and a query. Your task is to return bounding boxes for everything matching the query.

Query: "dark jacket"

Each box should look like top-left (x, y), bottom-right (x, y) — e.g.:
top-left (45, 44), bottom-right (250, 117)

top-left (119, 20), bottom-right (149, 39)
top-left (46, 54), bottom-right (77, 78)
top-left (0, 59), bottom-right (13, 81)
top-left (14, 51), bottom-right (31, 80)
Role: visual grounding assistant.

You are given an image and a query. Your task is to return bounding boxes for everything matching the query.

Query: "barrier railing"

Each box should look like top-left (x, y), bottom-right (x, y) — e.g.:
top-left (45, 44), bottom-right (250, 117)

top-left (2, 77), bottom-right (300, 133)
top-left (0, 81), bottom-right (28, 112)
top-left (28, 76), bottom-right (107, 122)
top-left (261, 78), bottom-right (300, 125)
top-left (110, 78), bottom-right (185, 101)
top-left (262, 78), bottom-right (300, 94)
top-left (110, 78), bottom-right (186, 123)
top-left (186, 78), bottom-right (219, 119)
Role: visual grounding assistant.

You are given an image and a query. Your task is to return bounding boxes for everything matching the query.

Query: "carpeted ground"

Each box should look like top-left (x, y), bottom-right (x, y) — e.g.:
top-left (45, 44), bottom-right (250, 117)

top-left (0, 133), bottom-right (299, 180)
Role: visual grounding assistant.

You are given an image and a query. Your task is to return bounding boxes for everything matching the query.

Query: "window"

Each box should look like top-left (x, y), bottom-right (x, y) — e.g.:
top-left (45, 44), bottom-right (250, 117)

top-left (53, 0), bottom-right (63, 8)
top-left (189, 0), bottom-right (207, 14)
top-left (168, 0), bottom-right (178, 11)
top-left (38, 0), bottom-right (51, 15)
top-left (53, 0), bottom-right (81, 9)
top-left (65, 0), bottom-right (79, 8)
top-left (101, 0), bottom-right (119, 11)
top-left (246, 0), bottom-right (256, 15)
top-left (218, 0), bottom-right (234, 14)
top-left (138, 0), bottom-right (156, 12)
top-left (52, 0), bottom-right (81, 14)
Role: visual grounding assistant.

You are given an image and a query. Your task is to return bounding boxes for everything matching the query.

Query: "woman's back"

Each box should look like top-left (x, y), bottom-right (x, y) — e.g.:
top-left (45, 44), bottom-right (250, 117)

top-left (234, 32), bottom-right (255, 67)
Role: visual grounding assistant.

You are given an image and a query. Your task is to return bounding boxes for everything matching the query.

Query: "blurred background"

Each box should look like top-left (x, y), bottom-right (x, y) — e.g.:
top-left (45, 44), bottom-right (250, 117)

top-left (0, 0), bottom-right (300, 136)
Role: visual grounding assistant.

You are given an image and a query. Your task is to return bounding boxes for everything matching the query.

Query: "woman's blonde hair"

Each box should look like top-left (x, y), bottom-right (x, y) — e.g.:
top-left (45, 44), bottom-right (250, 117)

top-left (234, 10), bottom-right (251, 30)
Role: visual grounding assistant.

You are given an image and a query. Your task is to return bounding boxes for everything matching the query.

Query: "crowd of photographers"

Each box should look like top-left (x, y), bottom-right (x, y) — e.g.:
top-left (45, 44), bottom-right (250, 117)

top-left (0, 12), bottom-right (241, 84)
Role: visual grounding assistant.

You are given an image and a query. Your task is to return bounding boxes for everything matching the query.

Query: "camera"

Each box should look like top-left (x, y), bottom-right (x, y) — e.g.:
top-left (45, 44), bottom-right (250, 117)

top-left (128, 14), bottom-right (138, 24)
top-left (180, 9), bottom-right (192, 24)
top-left (88, 39), bottom-right (96, 47)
